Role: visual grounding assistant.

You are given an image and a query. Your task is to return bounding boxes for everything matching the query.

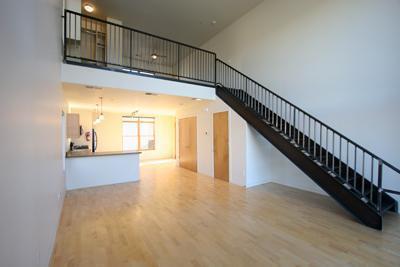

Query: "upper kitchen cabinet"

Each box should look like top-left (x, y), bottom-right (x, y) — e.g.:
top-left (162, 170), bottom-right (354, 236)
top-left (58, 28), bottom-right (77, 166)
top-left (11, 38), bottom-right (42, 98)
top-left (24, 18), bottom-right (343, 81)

top-left (67, 113), bottom-right (81, 138)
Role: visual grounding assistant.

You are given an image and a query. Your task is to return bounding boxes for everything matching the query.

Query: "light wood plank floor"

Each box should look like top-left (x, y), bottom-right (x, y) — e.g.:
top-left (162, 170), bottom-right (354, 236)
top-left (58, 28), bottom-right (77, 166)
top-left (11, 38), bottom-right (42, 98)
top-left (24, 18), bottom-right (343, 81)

top-left (51, 162), bottom-right (400, 267)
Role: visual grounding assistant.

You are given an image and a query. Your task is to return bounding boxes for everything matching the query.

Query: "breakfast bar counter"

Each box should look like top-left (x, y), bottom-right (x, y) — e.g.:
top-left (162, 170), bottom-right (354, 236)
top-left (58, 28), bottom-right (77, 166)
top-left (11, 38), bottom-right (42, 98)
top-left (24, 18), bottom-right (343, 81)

top-left (65, 150), bottom-right (141, 190)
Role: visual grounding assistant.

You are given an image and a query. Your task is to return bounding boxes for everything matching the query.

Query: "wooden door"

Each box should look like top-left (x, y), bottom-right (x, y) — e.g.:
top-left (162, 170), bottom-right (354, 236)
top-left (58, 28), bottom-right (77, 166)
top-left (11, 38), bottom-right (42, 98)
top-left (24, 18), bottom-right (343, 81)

top-left (179, 117), bottom-right (197, 172)
top-left (213, 112), bottom-right (229, 181)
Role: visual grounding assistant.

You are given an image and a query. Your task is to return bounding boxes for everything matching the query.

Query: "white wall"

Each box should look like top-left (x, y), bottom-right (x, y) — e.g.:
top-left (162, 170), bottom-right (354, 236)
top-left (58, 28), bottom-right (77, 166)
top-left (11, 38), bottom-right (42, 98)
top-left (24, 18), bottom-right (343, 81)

top-left (0, 0), bottom-right (64, 266)
top-left (203, 0), bottom-right (400, 196)
top-left (246, 126), bottom-right (324, 193)
top-left (176, 98), bottom-right (247, 186)
top-left (61, 63), bottom-right (216, 100)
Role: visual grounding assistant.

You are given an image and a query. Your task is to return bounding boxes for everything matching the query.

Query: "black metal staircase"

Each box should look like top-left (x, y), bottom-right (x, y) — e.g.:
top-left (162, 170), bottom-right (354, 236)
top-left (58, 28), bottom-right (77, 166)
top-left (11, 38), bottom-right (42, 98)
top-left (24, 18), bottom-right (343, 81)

top-left (215, 59), bottom-right (399, 230)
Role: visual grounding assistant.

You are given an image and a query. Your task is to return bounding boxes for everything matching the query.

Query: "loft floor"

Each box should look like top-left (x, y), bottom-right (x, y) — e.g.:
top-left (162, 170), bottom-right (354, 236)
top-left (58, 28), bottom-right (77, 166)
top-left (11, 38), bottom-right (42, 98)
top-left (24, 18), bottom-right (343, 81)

top-left (51, 162), bottom-right (400, 266)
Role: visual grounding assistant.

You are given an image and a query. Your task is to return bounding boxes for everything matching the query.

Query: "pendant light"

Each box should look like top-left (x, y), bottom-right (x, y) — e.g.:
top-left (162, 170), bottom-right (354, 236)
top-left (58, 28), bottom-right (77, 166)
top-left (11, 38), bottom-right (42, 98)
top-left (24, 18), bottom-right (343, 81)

top-left (99, 97), bottom-right (105, 121)
top-left (93, 104), bottom-right (100, 125)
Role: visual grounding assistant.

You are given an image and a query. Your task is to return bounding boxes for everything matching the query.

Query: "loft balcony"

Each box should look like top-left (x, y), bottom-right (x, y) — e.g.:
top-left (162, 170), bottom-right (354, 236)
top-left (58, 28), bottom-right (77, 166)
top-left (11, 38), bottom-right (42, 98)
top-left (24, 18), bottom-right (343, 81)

top-left (63, 10), bottom-right (216, 89)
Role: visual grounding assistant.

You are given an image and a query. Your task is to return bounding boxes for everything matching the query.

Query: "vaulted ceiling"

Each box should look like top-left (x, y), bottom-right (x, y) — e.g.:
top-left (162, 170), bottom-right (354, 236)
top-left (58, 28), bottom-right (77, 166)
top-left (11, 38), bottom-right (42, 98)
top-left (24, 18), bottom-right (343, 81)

top-left (84, 0), bottom-right (263, 46)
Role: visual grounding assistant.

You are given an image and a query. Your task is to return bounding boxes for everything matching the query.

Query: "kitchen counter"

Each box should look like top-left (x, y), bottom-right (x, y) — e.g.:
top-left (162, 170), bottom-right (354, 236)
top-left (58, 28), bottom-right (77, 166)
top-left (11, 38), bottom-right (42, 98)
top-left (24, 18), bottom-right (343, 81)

top-left (66, 150), bottom-right (141, 158)
top-left (65, 150), bottom-right (141, 190)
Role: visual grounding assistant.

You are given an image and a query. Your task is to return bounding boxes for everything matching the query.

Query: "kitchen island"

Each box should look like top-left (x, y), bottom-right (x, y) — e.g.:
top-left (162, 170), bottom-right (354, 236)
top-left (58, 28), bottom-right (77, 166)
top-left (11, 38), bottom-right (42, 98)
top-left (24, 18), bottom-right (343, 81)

top-left (65, 150), bottom-right (141, 190)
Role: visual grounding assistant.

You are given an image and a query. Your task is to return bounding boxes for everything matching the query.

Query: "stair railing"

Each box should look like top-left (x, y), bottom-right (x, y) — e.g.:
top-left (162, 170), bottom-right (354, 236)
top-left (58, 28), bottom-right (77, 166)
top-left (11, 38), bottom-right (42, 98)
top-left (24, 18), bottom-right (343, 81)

top-left (63, 10), bottom-right (216, 86)
top-left (216, 59), bottom-right (399, 213)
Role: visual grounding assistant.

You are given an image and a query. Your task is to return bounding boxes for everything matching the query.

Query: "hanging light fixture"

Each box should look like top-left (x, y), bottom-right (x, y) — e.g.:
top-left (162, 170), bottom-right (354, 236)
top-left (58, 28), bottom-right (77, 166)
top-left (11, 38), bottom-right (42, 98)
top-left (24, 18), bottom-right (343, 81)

top-left (93, 104), bottom-right (100, 125)
top-left (99, 97), bottom-right (105, 120)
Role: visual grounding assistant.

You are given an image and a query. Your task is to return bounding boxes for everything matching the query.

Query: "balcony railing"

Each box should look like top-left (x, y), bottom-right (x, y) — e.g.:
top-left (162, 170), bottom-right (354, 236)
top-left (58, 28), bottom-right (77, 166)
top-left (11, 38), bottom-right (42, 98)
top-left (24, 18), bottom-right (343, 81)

top-left (63, 10), bottom-right (216, 86)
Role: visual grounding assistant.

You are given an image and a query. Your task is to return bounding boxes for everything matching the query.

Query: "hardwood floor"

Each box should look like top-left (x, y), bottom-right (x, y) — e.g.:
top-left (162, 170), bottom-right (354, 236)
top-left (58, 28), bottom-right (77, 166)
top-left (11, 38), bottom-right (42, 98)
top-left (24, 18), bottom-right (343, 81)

top-left (51, 162), bottom-right (400, 267)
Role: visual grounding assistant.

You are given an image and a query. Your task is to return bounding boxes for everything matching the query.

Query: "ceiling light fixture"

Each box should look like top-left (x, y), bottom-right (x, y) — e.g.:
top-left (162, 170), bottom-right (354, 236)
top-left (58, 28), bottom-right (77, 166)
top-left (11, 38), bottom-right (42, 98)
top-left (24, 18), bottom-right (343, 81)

top-left (151, 53), bottom-right (158, 60)
top-left (84, 3), bottom-right (95, 13)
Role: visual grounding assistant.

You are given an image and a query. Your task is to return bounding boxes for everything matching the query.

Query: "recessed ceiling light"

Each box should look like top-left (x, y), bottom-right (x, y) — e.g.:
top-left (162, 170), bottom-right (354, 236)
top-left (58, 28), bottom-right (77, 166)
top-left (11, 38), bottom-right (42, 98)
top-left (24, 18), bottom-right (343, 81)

top-left (84, 3), bottom-right (95, 13)
top-left (211, 20), bottom-right (217, 25)
top-left (151, 53), bottom-right (158, 60)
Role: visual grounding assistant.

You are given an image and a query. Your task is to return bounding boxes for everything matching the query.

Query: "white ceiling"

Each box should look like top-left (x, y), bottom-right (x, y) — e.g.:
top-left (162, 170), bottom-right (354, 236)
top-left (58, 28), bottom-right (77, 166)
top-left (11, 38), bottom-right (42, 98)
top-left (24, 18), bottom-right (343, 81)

top-left (85, 0), bottom-right (263, 46)
top-left (63, 83), bottom-right (206, 116)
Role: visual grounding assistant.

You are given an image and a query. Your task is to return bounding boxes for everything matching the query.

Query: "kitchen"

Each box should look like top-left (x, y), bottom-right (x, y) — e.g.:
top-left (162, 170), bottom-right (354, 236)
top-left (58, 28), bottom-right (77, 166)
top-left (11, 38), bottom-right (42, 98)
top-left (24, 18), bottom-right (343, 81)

top-left (63, 84), bottom-right (185, 190)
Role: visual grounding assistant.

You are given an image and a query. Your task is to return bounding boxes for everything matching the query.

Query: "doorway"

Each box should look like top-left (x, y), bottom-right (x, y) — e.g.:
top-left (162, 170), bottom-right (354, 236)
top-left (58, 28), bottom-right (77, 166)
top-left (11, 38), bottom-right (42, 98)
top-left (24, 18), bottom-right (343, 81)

top-left (213, 111), bottom-right (229, 181)
top-left (179, 117), bottom-right (197, 172)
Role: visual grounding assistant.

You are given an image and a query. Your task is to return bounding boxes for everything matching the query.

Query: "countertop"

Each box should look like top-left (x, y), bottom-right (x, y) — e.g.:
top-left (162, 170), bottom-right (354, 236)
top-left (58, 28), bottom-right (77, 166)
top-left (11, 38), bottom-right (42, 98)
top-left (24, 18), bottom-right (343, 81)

top-left (66, 150), bottom-right (141, 158)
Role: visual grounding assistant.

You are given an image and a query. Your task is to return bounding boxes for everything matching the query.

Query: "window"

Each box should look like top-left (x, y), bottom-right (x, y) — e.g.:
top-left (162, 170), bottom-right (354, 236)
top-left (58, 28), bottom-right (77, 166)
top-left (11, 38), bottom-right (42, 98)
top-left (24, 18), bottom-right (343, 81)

top-left (122, 117), bottom-right (155, 151)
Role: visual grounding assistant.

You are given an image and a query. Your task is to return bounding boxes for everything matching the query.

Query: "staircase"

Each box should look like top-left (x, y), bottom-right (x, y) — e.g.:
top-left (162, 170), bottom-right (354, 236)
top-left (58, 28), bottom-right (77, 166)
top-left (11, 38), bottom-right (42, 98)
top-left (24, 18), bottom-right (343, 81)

top-left (215, 59), bottom-right (398, 230)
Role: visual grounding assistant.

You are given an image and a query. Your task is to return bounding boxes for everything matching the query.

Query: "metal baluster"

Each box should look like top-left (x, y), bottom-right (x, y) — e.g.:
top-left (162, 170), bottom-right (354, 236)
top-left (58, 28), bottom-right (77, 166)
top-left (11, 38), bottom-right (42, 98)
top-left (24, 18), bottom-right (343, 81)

top-left (370, 157), bottom-right (374, 203)
top-left (320, 124), bottom-right (323, 162)
top-left (332, 133), bottom-right (335, 172)
top-left (313, 120), bottom-right (317, 158)
top-left (280, 99), bottom-right (283, 131)
top-left (377, 160), bottom-right (383, 213)
top-left (129, 30), bottom-right (132, 69)
top-left (268, 92), bottom-right (270, 122)
top-left (293, 109), bottom-right (296, 141)
top-left (346, 141), bottom-right (349, 183)
top-left (339, 137), bottom-right (342, 178)
top-left (362, 152), bottom-right (365, 195)
top-left (302, 113), bottom-right (305, 148)
top-left (264, 90), bottom-right (267, 119)
top-left (272, 95), bottom-right (276, 125)
top-left (354, 147), bottom-right (357, 188)
top-left (68, 12), bottom-right (71, 54)
top-left (297, 111), bottom-right (300, 145)
top-left (326, 129), bottom-right (329, 166)
top-left (289, 106), bottom-right (292, 138)
top-left (284, 102), bottom-right (287, 134)
top-left (308, 117), bottom-right (311, 153)
top-left (275, 96), bottom-right (279, 128)
top-left (74, 14), bottom-right (77, 50)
